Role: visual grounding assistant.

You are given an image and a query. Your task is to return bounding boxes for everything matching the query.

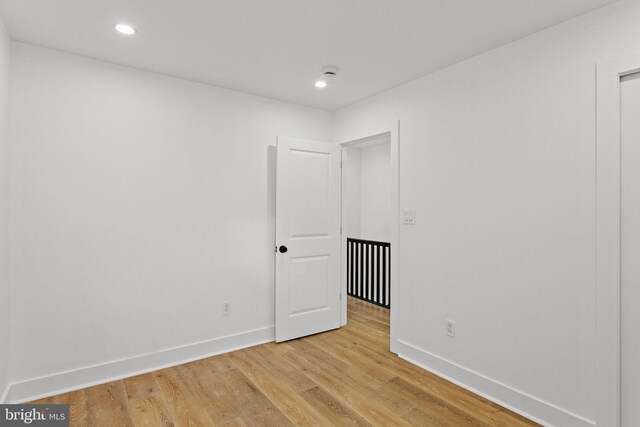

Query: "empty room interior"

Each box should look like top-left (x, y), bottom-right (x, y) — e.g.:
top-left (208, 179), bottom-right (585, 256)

top-left (1, 0), bottom-right (640, 426)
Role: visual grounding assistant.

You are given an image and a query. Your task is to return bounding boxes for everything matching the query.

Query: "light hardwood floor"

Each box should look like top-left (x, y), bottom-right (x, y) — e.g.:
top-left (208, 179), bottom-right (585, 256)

top-left (31, 297), bottom-right (539, 426)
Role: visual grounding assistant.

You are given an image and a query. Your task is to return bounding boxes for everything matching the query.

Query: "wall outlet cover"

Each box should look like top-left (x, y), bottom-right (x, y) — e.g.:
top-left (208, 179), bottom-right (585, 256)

top-left (446, 319), bottom-right (455, 337)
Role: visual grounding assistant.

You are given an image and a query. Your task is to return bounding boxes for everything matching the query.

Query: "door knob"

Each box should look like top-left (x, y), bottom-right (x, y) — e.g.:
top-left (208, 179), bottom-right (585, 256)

top-left (279, 245), bottom-right (288, 253)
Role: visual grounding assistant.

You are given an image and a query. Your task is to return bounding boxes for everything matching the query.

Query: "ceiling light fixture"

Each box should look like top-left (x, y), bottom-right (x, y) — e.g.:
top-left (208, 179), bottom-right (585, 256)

top-left (114, 23), bottom-right (136, 35)
top-left (314, 66), bottom-right (339, 89)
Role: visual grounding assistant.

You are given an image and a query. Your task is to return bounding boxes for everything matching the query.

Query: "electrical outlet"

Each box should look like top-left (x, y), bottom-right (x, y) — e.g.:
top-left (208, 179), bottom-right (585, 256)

top-left (446, 319), bottom-right (455, 337)
top-left (223, 301), bottom-right (231, 316)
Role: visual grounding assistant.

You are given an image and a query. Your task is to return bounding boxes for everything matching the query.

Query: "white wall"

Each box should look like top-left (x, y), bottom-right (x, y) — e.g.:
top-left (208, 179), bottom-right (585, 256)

top-left (360, 142), bottom-right (390, 242)
top-left (8, 43), bottom-right (331, 401)
top-left (333, 1), bottom-right (640, 426)
top-left (0, 15), bottom-right (11, 402)
top-left (345, 141), bottom-right (391, 242)
top-left (345, 147), bottom-right (362, 238)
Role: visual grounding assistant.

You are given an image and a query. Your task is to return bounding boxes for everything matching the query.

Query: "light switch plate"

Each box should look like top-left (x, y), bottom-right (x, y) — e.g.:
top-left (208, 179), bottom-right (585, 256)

top-left (402, 209), bottom-right (416, 225)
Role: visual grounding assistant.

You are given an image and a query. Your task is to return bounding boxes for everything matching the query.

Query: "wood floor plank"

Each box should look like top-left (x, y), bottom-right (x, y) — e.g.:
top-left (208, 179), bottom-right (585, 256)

top-left (306, 331), bottom-right (396, 385)
top-left (153, 367), bottom-right (215, 427)
top-left (175, 358), bottom-right (248, 424)
top-left (33, 389), bottom-right (88, 426)
top-left (386, 376), bottom-right (488, 427)
top-left (64, 389), bottom-right (90, 427)
top-left (367, 376), bottom-right (416, 416)
top-left (200, 353), bottom-right (234, 375)
top-left (299, 385), bottom-right (373, 426)
top-left (85, 381), bottom-right (135, 427)
top-left (347, 309), bottom-right (390, 331)
top-left (25, 297), bottom-right (539, 427)
top-left (283, 344), bottom-right (415, 427)
top-left (403, 407), bottom-right (465, 427)
top-left (263, 341), bottom-right (295, 355)
top-left (287, 339), bottom-right (389, 388)
top-left (216, 368), bottom-right (294, 427)
top-left (229, 348), bottom-right (331, 426)
top-left (123, 373), bottom-right (174, 427)
top-left (243, 345), bottom-right (317, 393)
top-left (344, 317), bottom-right (391, 345)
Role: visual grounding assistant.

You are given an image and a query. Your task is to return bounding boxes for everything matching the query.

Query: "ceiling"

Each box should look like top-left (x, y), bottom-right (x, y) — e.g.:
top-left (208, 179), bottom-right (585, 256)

top-left (0, 0), bottom-right (619, 111)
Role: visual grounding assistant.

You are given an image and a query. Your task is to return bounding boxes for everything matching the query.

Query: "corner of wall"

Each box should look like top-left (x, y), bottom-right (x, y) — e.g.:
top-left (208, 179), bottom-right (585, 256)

top-left (397, 341), bottom-right (595, 427)
top-left (6, 326), bottom-right (274, 404)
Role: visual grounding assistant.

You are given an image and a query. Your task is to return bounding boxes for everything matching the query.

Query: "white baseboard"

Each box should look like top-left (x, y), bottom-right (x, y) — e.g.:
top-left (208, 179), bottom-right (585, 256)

top-left (397, 340), bottom-right (595, 427)
top-left (1, 382), bottom-right (9, 404)
top-left (6, 326), bottom-right (274, 404)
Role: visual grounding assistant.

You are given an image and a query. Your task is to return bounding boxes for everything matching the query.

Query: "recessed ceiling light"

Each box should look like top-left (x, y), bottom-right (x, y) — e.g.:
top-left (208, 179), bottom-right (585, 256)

top-left (314, 66), bottom-right (339, 89)
top-left (114, 23), bottom-right (136, 36)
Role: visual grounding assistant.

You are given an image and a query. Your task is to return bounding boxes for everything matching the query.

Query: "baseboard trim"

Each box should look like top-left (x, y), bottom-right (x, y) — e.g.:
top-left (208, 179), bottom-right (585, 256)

top-left (1, 382), bottom-right (9, 404)
top-left (7, 326), bottom-right (274, 404)
top-left (397, 340), bottom-right (595, 427)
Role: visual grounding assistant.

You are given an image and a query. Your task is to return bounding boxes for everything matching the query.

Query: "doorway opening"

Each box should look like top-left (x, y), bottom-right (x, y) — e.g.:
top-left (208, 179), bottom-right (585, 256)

top-left (340, 122), bottom-right (399, 353)
top-left (344, 137), bottom-right (391, 309)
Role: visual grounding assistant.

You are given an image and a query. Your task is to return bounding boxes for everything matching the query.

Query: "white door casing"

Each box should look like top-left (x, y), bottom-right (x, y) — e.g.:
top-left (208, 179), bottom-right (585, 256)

top-left (620, 72), bottom-right (640, 427)
top-left (596, 53), bottom-right (640, 427)
top-left (275, 136), bottom-right (342, 342)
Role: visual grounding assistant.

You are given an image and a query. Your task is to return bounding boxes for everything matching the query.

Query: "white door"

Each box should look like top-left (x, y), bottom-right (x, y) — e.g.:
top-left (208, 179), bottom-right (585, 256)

top-left (275, 136), bottom-right (342, 342)
top-left (621, 71), bottom-right (640, 426)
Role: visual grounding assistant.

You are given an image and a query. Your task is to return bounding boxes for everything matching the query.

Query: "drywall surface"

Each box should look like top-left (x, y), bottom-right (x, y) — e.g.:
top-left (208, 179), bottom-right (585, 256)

top-left (333, 1), bottom-right (640, 425)
top-left (345, 147), bottom-right (362, 238)
top-left (360, 142), bottom-right (390, 242)
top-left (9, 43), bottom-right (331, 397)
top-left (345, 142), bottom-right (391, 242)
top-left (0, 15), bottom-right (10, 402)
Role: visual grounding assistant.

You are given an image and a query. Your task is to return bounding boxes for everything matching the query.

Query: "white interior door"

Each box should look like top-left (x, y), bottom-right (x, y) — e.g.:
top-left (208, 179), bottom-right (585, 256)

top-left (275, 136), bottom-right (342, 342)
top-left (621, 71), bottom-right (640, 426)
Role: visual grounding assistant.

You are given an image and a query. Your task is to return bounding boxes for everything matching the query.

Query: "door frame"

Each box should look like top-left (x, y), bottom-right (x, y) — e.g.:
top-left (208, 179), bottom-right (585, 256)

top-left (596, 53), bottom-right (640, 427)
top-left (339, 121), bottom-right (400, 353)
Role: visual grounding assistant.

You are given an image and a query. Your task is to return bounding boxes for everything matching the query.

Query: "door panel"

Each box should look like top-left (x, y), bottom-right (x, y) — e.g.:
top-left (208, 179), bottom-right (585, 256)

top-left (290, 149), bottom-right (330, 237)
top-left (290, 256), bottom-right (330, 315)
top-left (275, 136), bottom-right (341, 342)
